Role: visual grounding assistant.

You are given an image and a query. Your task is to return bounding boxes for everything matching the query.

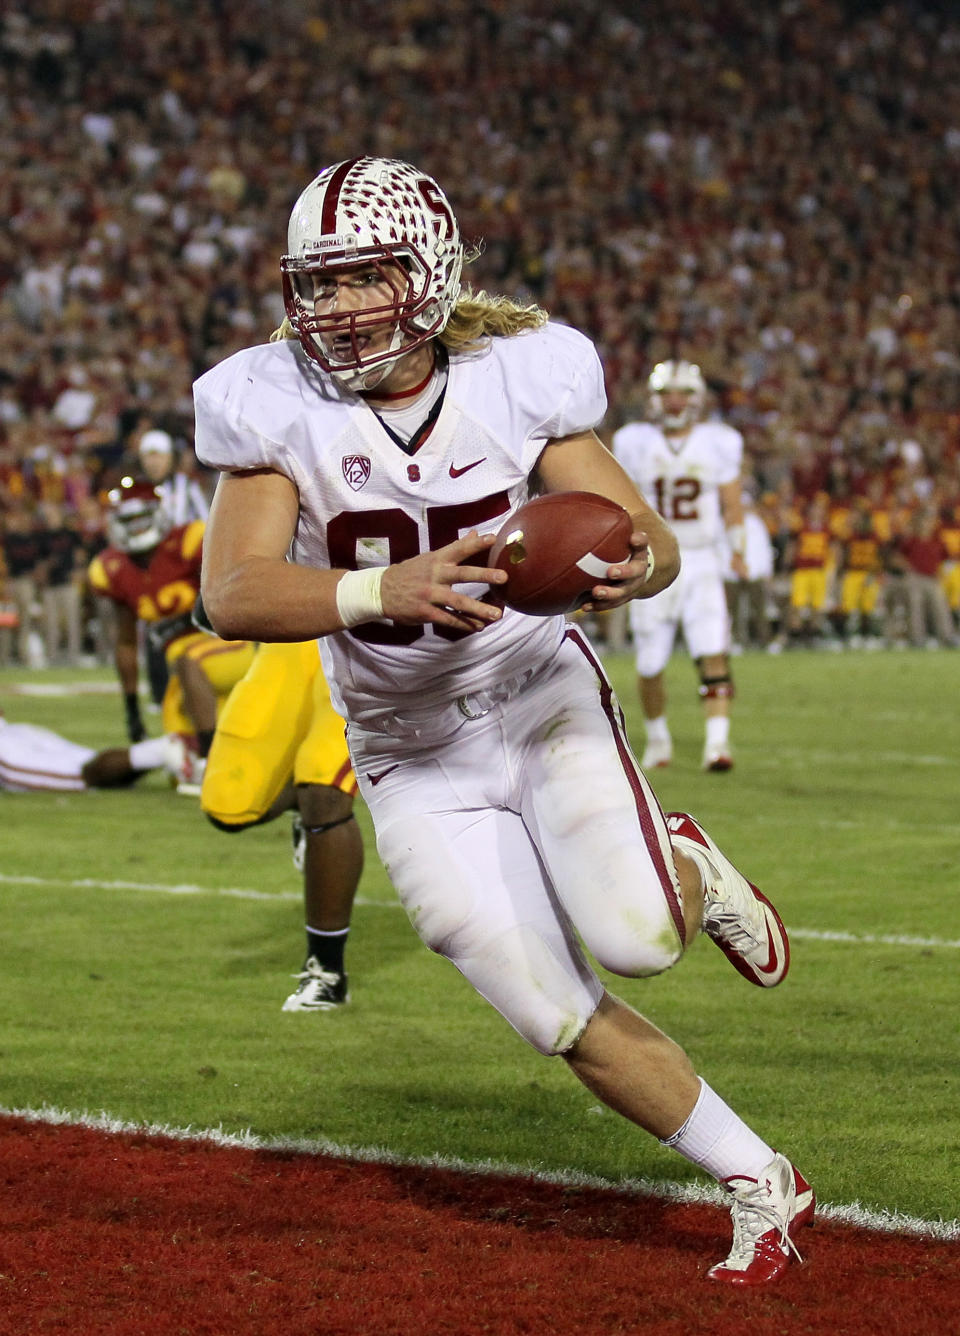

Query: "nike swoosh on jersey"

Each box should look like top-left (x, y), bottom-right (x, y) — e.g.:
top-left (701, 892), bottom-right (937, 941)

top-left (449, 458), bottom-right (486, 478)
top-left (367, 764), bottom-right (400, 786)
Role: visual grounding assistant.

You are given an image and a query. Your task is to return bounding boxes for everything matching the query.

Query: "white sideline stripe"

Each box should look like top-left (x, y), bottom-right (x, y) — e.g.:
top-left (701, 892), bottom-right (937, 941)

top-left (749, 748), bottom-right (957, 769)
top-left (3, 874), bottom-right (960, 950)
top-left (2, 1103), bottom-right (956, 1242)
top-left (0, 871), bottom-right (396, 908)
top-left (791, 927), bottom-right (960, 950)
top-left (2, 680), bottom-right (120, 696)
top-left (750, 812), bottom-right (960, 836)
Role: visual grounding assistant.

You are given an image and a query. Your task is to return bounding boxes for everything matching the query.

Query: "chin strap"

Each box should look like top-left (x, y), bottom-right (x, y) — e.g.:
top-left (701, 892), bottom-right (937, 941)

top-left (326, 324), bottom-right (409, 392)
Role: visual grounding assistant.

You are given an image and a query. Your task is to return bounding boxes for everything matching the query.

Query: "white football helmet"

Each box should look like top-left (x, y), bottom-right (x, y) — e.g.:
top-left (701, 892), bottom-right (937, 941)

top-left (647, 360), bottom-right (707, 431)
top-left (106, 477), bottom-right (172, 554)
top-left (281, 156), bottom-right (464, 391)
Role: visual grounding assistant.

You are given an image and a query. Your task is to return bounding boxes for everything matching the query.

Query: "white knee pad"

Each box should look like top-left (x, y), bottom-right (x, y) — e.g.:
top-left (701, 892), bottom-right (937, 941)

top-left (456, 923), bottom-right (603, 1056)
top-left (579, 916), bottom-right (684, 979)
top-left (378, 823), bottom-right (603, 1057)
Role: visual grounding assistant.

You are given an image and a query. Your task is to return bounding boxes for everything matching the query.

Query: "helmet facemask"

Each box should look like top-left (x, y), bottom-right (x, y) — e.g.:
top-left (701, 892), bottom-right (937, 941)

top-left (282, 249), bottom-right (439, 392)
top-left (106, 479), bottom-right (172, 554)
top-left (281, 158), bottom-right (464, 393)
top-left (647, 360), bottom-right (707, 431)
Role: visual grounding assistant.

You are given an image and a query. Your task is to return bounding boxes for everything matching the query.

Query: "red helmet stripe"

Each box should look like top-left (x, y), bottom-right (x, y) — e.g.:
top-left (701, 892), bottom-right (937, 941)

top-left (320, 158), bottom-right (362, 237)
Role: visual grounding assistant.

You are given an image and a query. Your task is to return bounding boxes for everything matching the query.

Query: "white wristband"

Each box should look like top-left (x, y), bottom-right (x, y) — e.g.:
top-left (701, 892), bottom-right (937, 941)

top-left (336, 567), bottom-right (385, 627)
top-left (643, 547), bottom-right (656, 583)
top-left (727, 524), bottom-right (747, 558)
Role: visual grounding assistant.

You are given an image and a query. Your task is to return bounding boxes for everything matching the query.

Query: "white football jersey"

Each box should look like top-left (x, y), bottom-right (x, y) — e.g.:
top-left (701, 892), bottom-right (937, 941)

top-left (194, 322), bottom-right (607, 732)
top-left (612, 419), bottom-right (742, 550)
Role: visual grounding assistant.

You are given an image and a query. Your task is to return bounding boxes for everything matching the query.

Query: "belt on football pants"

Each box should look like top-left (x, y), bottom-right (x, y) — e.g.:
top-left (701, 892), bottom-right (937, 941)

top-left (456, 666), bottom-right (539, 720)
top-left (359, 666), bottom-right (541, 740)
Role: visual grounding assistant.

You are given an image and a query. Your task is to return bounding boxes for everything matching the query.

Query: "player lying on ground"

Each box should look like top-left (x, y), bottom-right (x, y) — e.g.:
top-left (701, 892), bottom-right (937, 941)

top-left (0, 712), bottom-right (178, 792)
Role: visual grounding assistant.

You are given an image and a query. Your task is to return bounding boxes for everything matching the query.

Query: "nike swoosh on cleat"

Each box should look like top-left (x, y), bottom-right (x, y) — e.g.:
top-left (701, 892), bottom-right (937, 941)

top-left (750, 895), bottom-right (789, 982)
top-left (449, 458), bottom-right (486, 478)
top-left (367, 764), bottom-right (400, 786)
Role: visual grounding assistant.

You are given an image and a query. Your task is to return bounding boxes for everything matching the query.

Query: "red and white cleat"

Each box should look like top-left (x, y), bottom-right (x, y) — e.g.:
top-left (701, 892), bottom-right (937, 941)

top-left (708, 1153), bottom-right (815, 1286)
top-left (667, 811), bottom-right (789, 986)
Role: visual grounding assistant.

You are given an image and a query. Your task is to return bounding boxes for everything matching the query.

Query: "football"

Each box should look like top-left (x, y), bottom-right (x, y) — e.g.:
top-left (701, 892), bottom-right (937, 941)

top-left (487, 491), bottom-right (633, 616)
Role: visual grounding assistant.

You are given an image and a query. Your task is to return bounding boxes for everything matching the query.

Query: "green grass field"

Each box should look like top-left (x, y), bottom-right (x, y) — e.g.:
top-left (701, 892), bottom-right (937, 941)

top-left (2, 647), bottom-right (958, 1226)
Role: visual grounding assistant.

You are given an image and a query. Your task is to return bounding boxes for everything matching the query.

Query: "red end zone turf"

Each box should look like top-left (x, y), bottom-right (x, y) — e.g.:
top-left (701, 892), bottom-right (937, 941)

top-left (0, 1117), bottom-right (956, 1336)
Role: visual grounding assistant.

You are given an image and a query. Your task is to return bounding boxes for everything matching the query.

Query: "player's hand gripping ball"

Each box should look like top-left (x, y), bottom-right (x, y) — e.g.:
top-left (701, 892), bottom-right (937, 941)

top-left (487, 492), bottom-right (632, 616)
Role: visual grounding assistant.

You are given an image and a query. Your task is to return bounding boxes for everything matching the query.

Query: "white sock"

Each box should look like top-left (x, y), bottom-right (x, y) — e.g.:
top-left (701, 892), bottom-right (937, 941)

top-left (660, 1078), bottom-right (774, 1184)
top-left (706, 715), bottom-right (730, 749)
top-left (645, 715), bottom-right (670, 743)
top-left (128, 736), bottom-right (170, 770)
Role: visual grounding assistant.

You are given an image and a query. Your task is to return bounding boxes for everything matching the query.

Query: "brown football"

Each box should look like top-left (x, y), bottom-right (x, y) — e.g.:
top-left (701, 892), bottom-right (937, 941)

top-left (487, 492), bottom-right (633, 616)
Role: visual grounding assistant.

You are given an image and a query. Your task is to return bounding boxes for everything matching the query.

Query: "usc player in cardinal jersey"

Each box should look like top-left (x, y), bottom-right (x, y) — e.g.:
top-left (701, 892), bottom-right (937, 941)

top-left (87, 477), bottom-right (255, 768)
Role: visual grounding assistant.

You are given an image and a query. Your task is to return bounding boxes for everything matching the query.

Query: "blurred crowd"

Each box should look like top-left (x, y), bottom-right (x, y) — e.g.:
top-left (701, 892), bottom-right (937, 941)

top-left (2, 0), bottom-right (960, 665)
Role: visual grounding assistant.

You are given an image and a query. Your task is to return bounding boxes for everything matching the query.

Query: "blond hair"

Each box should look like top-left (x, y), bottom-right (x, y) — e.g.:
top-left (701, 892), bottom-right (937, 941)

top-left (269, 289), bottom-right (548, 351)
top-left (440, 289), bottom-right (548, 352)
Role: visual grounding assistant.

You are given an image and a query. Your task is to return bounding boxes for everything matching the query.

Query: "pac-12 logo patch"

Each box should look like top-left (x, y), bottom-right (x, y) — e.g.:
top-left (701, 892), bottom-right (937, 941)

top-left (343, 455), bottom-right (371, 491)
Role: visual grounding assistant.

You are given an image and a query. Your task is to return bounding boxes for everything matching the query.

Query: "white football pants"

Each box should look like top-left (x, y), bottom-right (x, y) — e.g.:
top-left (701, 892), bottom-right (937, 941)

top-left (629, 545), bottom-right (731, 677)
top-left (352, 630), bottom-right (686, 1055)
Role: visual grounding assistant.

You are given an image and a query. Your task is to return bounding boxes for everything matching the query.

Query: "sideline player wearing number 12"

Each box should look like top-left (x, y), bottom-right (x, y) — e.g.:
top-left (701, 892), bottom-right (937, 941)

top-left (613, 361), bottom-right (747, 772)
top-left (194, 156), bottom-right (812, 1287)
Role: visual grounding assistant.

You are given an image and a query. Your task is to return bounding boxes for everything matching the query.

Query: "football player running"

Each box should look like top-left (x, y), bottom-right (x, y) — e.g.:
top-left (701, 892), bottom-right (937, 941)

top-left (196, 157), bottom-right (812, 1286)
top-left (613, 362), bottom-right (747, 771)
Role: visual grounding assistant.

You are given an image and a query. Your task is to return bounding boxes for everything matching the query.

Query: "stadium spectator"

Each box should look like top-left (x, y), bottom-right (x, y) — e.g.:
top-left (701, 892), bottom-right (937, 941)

top-left (35, 500), bottom-right (86, 665)
top-left (724, 491), bottom-right (776, 652)
top-left (0, 507), bottom-right (42, 665)
top-left (1, 0), bottom-right (959, 531)
top-left (891, 506), bottom-right (958, 648)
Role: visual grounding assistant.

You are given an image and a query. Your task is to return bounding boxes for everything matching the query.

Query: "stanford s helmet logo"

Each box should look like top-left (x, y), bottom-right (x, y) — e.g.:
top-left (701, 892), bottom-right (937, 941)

top-left (343, 455), bottom-right (371, 491)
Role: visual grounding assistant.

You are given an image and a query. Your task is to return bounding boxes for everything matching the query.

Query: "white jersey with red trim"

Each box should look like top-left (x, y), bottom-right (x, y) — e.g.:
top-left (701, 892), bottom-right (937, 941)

top-left (612, 419), bottom-right (742, 551)
top-left (0, 719), bottom-right (94, 792)
top-left (194, 322), bottom-right (607, 734)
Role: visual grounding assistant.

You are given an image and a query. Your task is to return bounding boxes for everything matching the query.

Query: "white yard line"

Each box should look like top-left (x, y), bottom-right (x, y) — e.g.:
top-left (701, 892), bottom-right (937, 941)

top-left (0, 680), bottom-right (120, 695)
top-left (2, 873), bottom-right (959, 948)
top-left (790, 927), bottom-right (960, 949)
top-left (747, 747), bottom-right (957, 768)
top-left (2, 1102), bottom-right (956, 1242)
top-left (0, 871), bottom-right (396, 907)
